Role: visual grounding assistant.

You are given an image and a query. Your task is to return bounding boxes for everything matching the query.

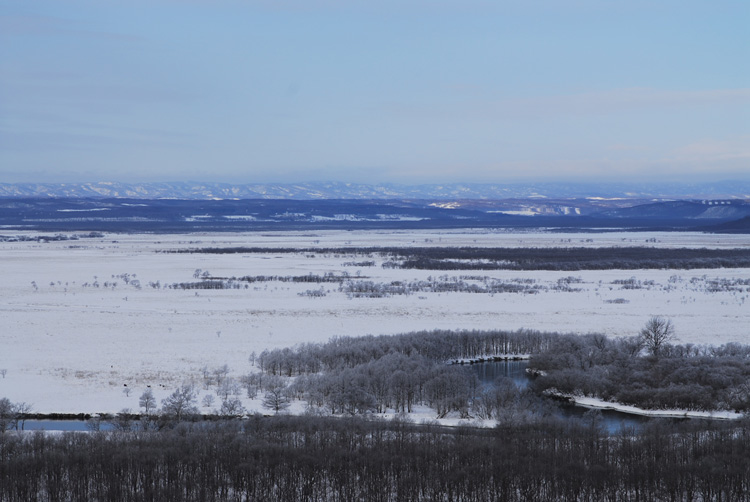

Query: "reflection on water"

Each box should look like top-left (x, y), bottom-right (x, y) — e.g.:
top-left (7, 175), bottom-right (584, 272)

top-left (467, 359), bottom-right (651, 433)
top-left (470, 359), bottom-right (530, 388)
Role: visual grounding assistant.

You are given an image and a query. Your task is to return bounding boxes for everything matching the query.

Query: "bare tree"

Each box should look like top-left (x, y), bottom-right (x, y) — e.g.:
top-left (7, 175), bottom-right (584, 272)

top-left (0, 399), bottom-right (32, 432)
top-left (0, 398), bottom-right (12, 432)
top-left (11, 402), bottom-right (32, 430)
top-left (85, 415), bottom-right (103, 431)
top-left (201, 394), bottom-right (215, 408)
top-left (161, 385), bottom-right (198, 421)
top-left (216, 378), bottom-right (240, 401)
top-left (241, 374), bottom-right (260, 399)
top-left (201, 365), bottom-right (212, 389)
top-left (616, 336), bottom-right (645, 358)
top-left (219, 397), bottom-right (245, 417)
top-left (109, 409), bottom-right (136, 432)
top-left (139, 389), bottom-right (157, 415)
top-left (213, 364), bottom-right (230, 386)
top-left (639, 316), bottom-right (676, 357)
top-left (262, 377), bottom-right (290, 414)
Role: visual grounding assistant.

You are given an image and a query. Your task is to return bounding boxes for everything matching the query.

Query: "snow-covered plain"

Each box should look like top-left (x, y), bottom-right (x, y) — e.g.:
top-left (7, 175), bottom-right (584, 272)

top-left (1, 229), bottom-right (749, 416)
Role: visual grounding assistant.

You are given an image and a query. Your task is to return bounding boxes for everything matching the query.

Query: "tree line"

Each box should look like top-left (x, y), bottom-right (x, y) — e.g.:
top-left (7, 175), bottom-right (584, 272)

top-left (167, 245), bottom-right (750, 270)
top-left (146, 272), bottom-right (355, 291)
top-left (386, 246), bottom-right (750, 271)
top-left (257, 329), bottom-right (554, 376)
top-left (253, 330), bottom-right (557, 419)
top-left (254, 325), bottom-right (750, 419)
top-left (2, 415), bottom-right (749, 501)
top-left (529, 327), bottom-right (750, 412)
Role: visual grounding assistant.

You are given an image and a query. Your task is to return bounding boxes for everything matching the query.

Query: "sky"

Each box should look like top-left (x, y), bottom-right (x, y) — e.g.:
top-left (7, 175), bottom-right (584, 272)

top-left (1, 0), bottom-right (748, 185)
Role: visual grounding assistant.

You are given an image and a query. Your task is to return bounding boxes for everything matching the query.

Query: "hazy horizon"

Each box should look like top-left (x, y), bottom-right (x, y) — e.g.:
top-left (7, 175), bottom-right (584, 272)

top-left (3, 177), bottom-right (750, 187)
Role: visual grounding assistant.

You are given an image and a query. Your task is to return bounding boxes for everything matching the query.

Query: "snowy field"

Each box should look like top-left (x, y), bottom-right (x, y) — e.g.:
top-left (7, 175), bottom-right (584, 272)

top-left (1, 229), bottom-right (749, 415)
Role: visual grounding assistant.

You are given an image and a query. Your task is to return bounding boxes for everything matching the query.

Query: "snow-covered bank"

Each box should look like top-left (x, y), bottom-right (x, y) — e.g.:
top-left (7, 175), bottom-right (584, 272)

top-left (568, 395), bottom-right (744, 420)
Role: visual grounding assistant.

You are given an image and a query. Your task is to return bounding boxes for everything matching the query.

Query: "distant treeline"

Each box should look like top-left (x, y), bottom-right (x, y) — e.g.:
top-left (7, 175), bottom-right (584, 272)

top-left (156, 273), bottom-right (353, 291)
top-left (2, 416), bottom-right (749, 502)
top-left (158, 275), bottom-right (545, 296)
top-left (339, 278), bottom-right (544, 297)
top-left (168, 246), bottom-right (750, 270)
top-left (531, 334), bottom-right (750, 412)
top-left (0, 232), bottom-right (103, 242)
top-left (386, 247), bottom-right (750, 271)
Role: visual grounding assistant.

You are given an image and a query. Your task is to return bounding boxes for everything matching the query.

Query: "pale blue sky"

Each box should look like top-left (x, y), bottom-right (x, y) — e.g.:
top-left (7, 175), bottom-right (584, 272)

top-left (1, 0), bottom-right (748, 184)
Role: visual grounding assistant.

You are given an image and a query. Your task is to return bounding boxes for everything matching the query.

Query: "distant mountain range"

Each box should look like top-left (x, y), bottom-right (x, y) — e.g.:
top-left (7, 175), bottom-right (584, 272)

top-left (2, 196), bottom-right (750, 233)
top-left (1, 180), bottom-right (750, 200)
top-left (2, 181), bottom-right (750, 233)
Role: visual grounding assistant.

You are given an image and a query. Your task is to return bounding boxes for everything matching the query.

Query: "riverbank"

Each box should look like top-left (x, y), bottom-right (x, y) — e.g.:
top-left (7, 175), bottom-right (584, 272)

top-left (551, 392), bottom-right (745, 420)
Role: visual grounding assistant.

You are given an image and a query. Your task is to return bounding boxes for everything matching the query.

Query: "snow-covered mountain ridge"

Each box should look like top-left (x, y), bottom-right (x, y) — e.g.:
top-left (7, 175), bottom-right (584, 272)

top-left (2, 181), bottom-right (750, 200)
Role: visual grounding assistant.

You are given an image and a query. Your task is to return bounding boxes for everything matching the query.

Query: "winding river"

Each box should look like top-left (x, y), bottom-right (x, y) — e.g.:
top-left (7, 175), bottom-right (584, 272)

top-left (468, 359), bottom-right (652, 433)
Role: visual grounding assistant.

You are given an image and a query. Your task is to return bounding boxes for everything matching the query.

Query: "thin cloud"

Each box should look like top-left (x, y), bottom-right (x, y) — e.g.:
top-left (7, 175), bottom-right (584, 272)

top-left (671, 136), bottom-right (750, 162)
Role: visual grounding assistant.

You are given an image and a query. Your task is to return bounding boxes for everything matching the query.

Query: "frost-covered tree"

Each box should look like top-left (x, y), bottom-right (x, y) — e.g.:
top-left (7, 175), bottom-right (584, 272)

top-left (216, 377), bottom-right (240, 401)
top-left (161, 385), bottom-right (198, 420)
top-left (241, 374), bottom-right (261, 399)
top-left (215, 364), bottom-right (230, 382)
top-left (262, 377), bottom-right (290, 414)
top-left (219, 397), bottom-right (245, 417)
top-left (139, 389), bottom-right (157, 415)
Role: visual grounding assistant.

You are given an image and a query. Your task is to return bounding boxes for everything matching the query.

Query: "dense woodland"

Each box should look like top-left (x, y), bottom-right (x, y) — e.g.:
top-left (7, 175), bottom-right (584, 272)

top-left (253, 328), bottom-right (750, 417)
top-left (257, 329), bottom-right (552, 374)
top-left (4, 329), bottom-right (750, 500)
top-left (2, 416), bottom-right (750, 501)
top-left (530, 333), bottom-right (750, 412)
top-left (171, 246), bottom-right (750, 270)
top-left (252, 330), bottom-right (552, 418)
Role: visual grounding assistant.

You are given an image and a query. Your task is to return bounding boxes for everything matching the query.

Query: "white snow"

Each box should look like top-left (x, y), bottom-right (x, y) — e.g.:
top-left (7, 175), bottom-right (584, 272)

top-left (57, 208), bottom-right (111, 213)
top-left (0, 229), bottom-right (748, 417)
top-left (570, 395), bottom-right (744, 420)
top-left (428, 202), bottom-right (461, 209)
top-left (488, 210), bottom-right (537, 216)
top-left (222, 215), bottom-right (258, 221)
